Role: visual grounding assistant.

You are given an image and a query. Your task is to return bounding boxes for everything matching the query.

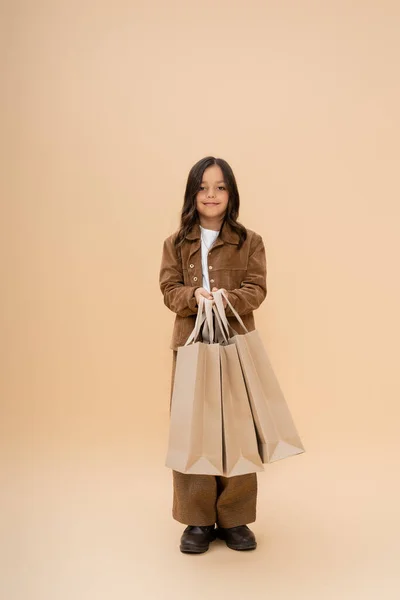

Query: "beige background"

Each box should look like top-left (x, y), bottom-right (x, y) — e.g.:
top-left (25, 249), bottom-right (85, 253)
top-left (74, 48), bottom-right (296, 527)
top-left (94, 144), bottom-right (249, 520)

top-left (1, 1), bottom-right (400, 598)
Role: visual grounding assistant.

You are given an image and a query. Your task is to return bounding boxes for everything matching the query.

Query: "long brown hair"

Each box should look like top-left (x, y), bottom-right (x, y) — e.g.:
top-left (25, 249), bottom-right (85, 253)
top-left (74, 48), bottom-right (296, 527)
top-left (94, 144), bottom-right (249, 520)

top-left (174, 156), bottom-right (247, 249)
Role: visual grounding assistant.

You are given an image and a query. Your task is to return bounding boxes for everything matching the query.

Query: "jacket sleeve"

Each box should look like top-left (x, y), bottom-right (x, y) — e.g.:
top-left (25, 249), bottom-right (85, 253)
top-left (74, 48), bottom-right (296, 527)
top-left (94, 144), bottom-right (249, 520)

top-left (159, 236), bottom-right (199, 317)
top-left (225, 233), bottom-right (267, 317)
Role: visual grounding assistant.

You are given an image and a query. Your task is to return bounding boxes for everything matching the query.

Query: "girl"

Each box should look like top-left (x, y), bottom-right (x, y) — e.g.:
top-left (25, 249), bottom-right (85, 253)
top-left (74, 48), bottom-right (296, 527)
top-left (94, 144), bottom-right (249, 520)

top-left (159, 156), bottom-right (267, 553)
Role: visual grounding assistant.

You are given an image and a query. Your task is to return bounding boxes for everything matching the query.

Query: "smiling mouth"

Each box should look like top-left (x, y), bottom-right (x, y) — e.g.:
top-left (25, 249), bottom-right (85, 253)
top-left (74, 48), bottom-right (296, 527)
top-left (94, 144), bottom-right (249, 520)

top-left (204, 202), bottom-right (219, 206)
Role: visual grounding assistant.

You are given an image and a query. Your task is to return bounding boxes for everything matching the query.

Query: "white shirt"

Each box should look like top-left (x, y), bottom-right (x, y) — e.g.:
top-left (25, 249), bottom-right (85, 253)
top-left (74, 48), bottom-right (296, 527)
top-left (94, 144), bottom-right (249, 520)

top-left (200, 226), bottom-right (220, 291)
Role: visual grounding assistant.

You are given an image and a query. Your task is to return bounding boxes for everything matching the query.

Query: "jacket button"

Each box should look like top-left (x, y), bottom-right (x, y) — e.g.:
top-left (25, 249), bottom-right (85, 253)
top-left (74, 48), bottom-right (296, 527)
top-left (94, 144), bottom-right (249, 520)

top-left (189, 264), bottom-right (194, 268)
top-left (209, 265), bottom-right (213, 270)
top-left (193, 277), bottom-right (198, 282)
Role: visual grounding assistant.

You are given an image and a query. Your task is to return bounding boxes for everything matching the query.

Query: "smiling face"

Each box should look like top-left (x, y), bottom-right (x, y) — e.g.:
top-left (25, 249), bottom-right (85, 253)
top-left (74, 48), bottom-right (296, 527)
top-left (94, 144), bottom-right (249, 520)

top-left (195, 164), bottom-right (229, 229)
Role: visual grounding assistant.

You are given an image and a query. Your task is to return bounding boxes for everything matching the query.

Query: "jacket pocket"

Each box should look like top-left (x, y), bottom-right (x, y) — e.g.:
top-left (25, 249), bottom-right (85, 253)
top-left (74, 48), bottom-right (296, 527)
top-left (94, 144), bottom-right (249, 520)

top-left (214, 268), bottom-right (247, 291)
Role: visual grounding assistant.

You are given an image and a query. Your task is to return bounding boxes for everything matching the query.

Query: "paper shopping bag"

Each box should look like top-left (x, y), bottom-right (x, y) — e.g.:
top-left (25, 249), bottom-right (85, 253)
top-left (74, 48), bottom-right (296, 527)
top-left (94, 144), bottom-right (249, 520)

top-left (220, 343), bottom-right (264, 476)
top-left (213, 290), bottom-right (305, 464)
top-left (165, 298), bottom-right (224, 475)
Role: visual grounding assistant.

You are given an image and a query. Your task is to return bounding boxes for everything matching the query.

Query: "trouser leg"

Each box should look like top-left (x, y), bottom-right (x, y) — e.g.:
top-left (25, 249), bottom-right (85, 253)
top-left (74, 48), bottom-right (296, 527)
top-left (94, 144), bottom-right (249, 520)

top-left (216, 473), bottom-right (258, 528)
top-left (172, 471), bottom-right (217, 526)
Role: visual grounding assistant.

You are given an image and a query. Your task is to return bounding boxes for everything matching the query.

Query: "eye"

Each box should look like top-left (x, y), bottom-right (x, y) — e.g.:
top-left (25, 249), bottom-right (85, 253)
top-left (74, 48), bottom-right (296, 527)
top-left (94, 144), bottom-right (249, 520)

top-left (199, 186), bottom-right (206, 190)
top-left (218, 186), bottom-right (226, 190)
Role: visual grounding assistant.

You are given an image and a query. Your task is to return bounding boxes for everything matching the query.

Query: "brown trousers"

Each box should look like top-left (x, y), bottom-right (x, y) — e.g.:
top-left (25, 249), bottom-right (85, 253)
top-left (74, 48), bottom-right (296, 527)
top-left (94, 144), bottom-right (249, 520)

top-left (170, 351), bottom-right (258, 527)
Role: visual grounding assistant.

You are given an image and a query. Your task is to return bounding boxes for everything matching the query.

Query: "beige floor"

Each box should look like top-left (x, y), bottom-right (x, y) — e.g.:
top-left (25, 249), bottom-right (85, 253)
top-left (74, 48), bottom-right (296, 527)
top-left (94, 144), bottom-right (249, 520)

top-left (2, 417), bottom-right (399, 600)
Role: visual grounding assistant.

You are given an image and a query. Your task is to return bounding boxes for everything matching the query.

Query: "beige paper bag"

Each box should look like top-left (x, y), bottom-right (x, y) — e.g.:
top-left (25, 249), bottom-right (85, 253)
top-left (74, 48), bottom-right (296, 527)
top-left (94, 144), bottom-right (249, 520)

top-left (213, 290), bottom-right (305, 464)
top-left (220, 343), bottom-right (264, 476)
top-left (165, 297), bottom-right (224, 475)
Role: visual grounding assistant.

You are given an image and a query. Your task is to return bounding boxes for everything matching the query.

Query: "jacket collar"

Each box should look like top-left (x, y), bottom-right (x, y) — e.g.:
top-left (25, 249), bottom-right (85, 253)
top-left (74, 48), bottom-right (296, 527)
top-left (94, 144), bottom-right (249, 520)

top-left (185, 221), bottom-right (240, 245)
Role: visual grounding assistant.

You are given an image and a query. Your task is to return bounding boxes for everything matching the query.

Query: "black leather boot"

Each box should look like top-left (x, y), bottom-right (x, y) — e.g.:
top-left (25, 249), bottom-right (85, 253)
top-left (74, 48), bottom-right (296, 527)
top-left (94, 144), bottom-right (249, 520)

top-left (216, 525), bottom-right (257, 550)
top-left (180, 525), bottom-right (216, 554)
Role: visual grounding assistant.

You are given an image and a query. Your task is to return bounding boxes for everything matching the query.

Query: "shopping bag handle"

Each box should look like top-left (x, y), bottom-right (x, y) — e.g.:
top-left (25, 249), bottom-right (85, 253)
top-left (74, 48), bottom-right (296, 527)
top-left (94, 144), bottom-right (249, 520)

top-left (212, 301), bottom-right (239, 338)
top-left (202, 298), bottom-right (215, 344)
top-left (185, 290), bottom-right (238, 346)
top-left (185, 295), bottom-right (218, 346)
top-left (184, 296), bottom-right (206, 346)
top-left (202, 296), bottom-right (231, 344)
top-left (212, 289), bottom-right (249, 335)
top-left (211, 301), bottom-right (229, 344)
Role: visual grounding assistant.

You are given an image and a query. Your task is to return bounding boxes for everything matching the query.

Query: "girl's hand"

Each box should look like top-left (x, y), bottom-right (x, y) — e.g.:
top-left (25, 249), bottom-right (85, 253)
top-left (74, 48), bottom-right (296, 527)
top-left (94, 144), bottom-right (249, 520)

top-left (212, 287), bottom-right (228, 308)
top-left (195, 287), bottom-right (213, 305)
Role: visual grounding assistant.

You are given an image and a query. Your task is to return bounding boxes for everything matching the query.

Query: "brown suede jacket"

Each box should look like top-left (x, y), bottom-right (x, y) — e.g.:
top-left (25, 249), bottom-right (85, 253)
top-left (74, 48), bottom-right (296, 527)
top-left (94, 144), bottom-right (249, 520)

top-left (159, 221), bottom-right (267, 350)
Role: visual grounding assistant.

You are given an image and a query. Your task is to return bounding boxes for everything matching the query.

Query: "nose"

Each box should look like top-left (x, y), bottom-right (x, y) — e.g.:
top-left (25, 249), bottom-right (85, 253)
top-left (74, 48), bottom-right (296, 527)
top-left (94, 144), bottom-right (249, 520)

top-left (207, 189), bottom-right (216, 198)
